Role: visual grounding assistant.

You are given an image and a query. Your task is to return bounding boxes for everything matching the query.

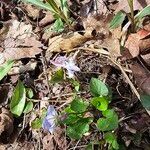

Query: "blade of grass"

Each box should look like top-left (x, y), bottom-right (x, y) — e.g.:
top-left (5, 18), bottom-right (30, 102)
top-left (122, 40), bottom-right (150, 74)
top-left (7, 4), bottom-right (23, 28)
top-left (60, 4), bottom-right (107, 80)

top-left (22, 0), bottom-right (53, 12)
top-left (46, 0), bottom-right (70, 26)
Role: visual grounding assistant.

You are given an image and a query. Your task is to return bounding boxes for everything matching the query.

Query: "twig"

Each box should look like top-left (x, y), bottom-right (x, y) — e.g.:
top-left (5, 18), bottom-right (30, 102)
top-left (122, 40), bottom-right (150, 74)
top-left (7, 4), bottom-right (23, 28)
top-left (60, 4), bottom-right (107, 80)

top-left (40, 52), bottom-right (51, 98)
top-left (110, 58), bottom-right (150, 116)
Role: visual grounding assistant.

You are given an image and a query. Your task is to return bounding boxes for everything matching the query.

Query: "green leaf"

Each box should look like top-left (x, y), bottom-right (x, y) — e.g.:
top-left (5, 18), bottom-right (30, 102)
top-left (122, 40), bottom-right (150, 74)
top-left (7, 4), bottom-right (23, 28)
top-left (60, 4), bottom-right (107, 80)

top-left (135, 5), bottom-right (150, 20)
top-left (90, 78), bottom-right (109, 97)
top-left (70, 97), bottom-right (89, 113)
top-left (23, 101), bottom-right (33, 114)
top-left (97, 109), bottom-right (118, 131)
top-left (70, 79), bottom-right (80, 92)
top-left (26, 88), bottom-right (34, 99)
top-left (41, 108), bottom-right (47, 119)
top-left (64, 106), bottom-right (75, 113)
top-left (46, 0), bottom-right (69, 24)
top-left (51, 68), bottom-right (64, 83)
top-left (86, 143), bottom-right (94, 150)
top-left (22, 0), bottom-right (53, 12)
top-left (91, 97), bottom-right (108, 111)
top-left (0, 60), bottom-right (14, 81)
top-left (109, 11), bottom-right (126, 29)
top-left (62, 114), bottom-right (80, 125)
top-left (60, 0), bottom-right (69, 18)
top-left (10, 81), bottom-right (26, 117)
top-left (105, 132), bottom-right (119, 150)
top-left (140, 94), bottom-right (150, 110)
top-left (112, 140), bottom-right (119, 150)
top-left (67, 118), bottom-right (92, 139)
top-left (105, 132), bottom-right (119, 149)
top-left (105, 132), bottom-right (116, 143)
top-left (31, 118), bottom-right (42, 129)
top-left (97, 118), bottom-right (110, 131)
top-left (53, 18), bottom-right (64, 32)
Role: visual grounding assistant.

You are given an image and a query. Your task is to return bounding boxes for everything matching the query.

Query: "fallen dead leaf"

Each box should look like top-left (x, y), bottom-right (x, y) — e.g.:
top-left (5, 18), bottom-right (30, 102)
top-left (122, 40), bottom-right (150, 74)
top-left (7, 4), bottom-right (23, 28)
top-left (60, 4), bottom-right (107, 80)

top-left (53, 127), bottom-right (66, 149)
top-left (103, 27), bottom-right (122, 58)
top-left (130, 62), bottom-right (150, 95)
top-left (22, 3), bottom-right (40, 20)
top-left (8, 59), bottom-right (37, 75)
top-left (0, 107), bottom-right (13, 136)
top-left (42, 133), bottom-right (54, 150)
top-left (46, 29), bottom-right (93, 60)
top-left (0, 20), bottom-right (42, 64)
top-left (39, 11), bottom-right (54, 27)
top-left (46, 14), bottom-right (112, 60)
top-left (125, 29), bottom-right (150, 58)
top-left (96, 0), bottom-right (109, 14)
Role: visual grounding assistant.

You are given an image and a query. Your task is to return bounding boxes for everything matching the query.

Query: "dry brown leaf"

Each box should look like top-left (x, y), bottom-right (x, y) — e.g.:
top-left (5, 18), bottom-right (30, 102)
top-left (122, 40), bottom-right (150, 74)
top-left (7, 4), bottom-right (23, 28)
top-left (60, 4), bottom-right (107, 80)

top-left (125, 29), bottom-right (150, 58)
top-left (130, 62), bottom-right (150, 95)
top-left (101, 27), bottom-right (122, 59)
top-left (96, 0), bottom-right (109, 14)
top-left (23, 4), bottom-right (40, 19)
top-left (46, 29), bottom-right (93, 59)
top-left (141, 53), bottom-right (150, 65)
top-left (42, 133), bottom-right (54, 150)
top-left (0, 107), bottom-right (13, 136)
top-left (116, 0), bottom-right (150, 13)
top-left (39, 11), bottom-right (54, 27)
top-left (0, 20), bottom-right (42, 64)
top-left (125, 33), bottom-right (140, 58)
top-left (53, 127), bottom-right (66, 149)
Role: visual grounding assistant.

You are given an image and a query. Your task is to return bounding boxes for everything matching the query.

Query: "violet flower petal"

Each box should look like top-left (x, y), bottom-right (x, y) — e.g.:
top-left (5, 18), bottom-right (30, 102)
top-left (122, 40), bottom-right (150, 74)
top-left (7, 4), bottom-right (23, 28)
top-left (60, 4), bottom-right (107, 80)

top-left (42, 105), bottom-right (57, 133)
top-left (50, 56), bottom-right (67, 67)
top-left (50, 55), bottom-right (80, 78)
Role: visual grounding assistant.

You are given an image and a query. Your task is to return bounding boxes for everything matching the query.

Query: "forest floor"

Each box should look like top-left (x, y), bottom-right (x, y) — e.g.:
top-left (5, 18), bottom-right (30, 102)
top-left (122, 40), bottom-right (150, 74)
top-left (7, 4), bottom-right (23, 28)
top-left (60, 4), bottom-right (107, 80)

top-left (0, 0), bottom-right (150, 150)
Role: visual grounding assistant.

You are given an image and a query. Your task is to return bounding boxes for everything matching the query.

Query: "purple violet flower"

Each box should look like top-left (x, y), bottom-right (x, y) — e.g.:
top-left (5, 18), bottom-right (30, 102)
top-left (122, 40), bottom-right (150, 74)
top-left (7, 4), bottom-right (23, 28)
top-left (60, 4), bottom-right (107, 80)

top-left (42, 105), bottom-right (58, 134)
top-left (50, 55), bottom-right (80, 78)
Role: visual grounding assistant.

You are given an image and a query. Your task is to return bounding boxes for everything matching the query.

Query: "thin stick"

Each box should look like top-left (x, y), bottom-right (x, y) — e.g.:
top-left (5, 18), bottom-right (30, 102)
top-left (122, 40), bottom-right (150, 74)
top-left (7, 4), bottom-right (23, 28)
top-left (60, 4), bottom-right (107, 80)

top-left (110, 58), bottom-right (150, 115)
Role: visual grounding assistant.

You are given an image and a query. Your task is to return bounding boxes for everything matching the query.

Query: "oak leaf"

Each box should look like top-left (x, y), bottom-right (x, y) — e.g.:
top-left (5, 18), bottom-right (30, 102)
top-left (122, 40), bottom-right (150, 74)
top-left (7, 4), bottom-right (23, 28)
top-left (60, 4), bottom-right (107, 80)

top-left (0, 20), bottom-right (42, 64)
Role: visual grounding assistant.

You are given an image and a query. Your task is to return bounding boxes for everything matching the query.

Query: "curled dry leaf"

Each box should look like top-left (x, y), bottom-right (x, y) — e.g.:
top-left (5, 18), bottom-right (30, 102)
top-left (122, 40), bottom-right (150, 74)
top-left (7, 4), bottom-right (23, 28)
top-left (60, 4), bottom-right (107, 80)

top-left (46, 14), bottom-right (111, 60)
top-left (0, 20), bottom-right (42, 64)
top-left (125, 29), bottom-right (150, 58)
top-left (46, 29), bottom-right (93, 59)
top-left (39, 11), bottom-right (54, 27)
top-left (0, 107), bottom-right (14, 136)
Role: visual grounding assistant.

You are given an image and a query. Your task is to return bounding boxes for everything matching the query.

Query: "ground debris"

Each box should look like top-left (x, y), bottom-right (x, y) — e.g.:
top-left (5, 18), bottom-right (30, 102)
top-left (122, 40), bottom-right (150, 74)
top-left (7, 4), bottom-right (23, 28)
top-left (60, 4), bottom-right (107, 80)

top-left (0, 20), bottom-right (42, 64)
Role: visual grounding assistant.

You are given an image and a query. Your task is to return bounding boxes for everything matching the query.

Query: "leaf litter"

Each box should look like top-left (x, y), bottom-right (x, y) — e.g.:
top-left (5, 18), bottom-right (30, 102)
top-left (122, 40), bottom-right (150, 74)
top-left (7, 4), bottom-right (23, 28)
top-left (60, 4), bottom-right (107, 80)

top-left (0, 0), bottom-right (150, 149)
top-left (0, 20), bottom-right (42, 64)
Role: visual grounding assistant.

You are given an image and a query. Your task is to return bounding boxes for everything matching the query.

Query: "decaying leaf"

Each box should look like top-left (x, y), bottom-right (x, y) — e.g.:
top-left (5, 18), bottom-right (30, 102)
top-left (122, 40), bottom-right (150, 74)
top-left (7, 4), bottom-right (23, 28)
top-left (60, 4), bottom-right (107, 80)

top-left (0, 20), bottom-right (42, 64)
top-left (42, 134), bottom-right (54, 150)
top-left (22, 3), bottom-right (40, 19)
top-left (130, 62), bottom-right (150, 95)
top-left (0, 107), bottom-right (14, 136)
top-left (125, 29), bottom-right (150, 58)
top-left (46, 29), bottom-right (93, 59)
top-left (39, 11), bottom-right (54, 27)
top-left (46, 14), bottom-right (111, 59)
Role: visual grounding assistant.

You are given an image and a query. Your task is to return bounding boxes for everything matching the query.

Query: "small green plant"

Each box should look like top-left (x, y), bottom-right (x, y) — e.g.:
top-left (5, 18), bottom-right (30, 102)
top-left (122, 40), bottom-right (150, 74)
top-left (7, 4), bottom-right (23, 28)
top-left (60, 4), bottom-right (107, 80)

top-left (109, 0), bottom-right (150, 32)
top-left (22, 0), bottom-right (70, 32)
top-left (61, 78), bottom-right (119, 149)
top-left (0, 60), bottom-right (14, 81)
top-left (10, 80), bottom-right (34, 116)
